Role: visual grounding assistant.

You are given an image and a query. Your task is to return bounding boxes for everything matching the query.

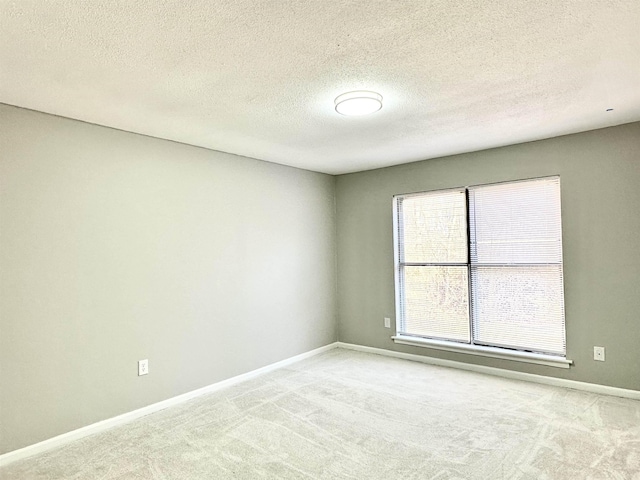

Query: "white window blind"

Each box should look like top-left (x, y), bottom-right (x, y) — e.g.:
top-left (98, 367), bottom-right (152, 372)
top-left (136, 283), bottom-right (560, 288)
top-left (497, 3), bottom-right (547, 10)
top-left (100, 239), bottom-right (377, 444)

top-left (396, 189), bottom-right (470, 342)
top-left (394, 177), bottom-right (566, 358)
top-left (399, 190), bottom-right (468, 264)
top-left (469, 177), bottom-right (565, 355)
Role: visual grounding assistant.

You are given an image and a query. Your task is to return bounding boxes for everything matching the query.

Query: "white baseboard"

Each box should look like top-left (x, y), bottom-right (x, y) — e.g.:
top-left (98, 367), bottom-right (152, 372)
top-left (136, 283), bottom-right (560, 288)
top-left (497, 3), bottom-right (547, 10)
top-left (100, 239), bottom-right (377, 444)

top-left (337, 342), bottom-right (640, 400)
top-left (0, 342), bottom-right (339, 467)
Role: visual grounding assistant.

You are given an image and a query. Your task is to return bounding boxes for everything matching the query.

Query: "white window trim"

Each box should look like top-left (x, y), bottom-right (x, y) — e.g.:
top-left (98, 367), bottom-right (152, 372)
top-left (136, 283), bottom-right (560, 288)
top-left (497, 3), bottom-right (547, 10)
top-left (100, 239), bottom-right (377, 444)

top-left (392, 334), bottom-right (573, 369)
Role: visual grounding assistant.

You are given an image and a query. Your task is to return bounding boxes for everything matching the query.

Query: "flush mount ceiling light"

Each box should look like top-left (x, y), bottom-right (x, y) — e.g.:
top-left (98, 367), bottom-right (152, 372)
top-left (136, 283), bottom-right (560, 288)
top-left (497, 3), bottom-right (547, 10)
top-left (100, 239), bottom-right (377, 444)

top-left (334, 91), bottom-right (383, 116)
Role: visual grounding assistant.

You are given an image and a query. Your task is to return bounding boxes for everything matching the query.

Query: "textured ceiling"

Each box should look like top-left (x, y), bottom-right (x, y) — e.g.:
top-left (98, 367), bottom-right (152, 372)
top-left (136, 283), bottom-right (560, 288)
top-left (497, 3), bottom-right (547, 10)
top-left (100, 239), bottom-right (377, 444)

top-left (1, 1), bottom-right (639, 174)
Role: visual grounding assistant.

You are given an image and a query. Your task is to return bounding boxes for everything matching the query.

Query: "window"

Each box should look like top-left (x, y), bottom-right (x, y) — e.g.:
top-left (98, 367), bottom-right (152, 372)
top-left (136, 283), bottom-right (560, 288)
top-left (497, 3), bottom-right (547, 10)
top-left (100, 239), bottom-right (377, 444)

top-left (393, 177), bottom-right (568, 365)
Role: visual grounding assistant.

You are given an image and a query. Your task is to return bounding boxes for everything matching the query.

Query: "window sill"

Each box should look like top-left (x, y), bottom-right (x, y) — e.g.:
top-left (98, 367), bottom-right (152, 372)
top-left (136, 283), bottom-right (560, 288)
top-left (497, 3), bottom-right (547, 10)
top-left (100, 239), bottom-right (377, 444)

top-left (391, 335), bottom-right (573, 369)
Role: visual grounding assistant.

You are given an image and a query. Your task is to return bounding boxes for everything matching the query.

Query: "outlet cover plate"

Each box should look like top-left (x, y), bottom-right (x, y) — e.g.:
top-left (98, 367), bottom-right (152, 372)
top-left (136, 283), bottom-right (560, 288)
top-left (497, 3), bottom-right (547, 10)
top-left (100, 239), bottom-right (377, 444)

top-left (138, 359), bottom-right (149, 376)
top-left (593, 346), bottom-right (605, 362)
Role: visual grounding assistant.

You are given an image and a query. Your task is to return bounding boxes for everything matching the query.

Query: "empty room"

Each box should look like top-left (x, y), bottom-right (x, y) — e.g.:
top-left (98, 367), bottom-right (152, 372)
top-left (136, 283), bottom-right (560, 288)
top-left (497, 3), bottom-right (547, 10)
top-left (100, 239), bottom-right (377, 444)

top-left (1, 1), bottom-right (639, 479)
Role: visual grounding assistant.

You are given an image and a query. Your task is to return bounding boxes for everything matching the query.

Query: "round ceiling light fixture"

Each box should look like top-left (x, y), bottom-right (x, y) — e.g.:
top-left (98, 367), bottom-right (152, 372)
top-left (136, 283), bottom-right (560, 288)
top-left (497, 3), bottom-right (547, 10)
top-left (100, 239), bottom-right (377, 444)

top-left (334, 91), bottom-right (383, 116)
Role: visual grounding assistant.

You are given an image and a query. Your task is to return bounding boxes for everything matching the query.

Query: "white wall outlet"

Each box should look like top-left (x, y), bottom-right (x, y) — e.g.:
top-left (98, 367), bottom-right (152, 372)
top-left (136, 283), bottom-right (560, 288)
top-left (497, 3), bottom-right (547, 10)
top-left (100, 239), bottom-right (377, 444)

top-left (384, 317), bottom-right (391, 328)
top-left (593, 346), bottom-right (605, 362)
top-left (138, 359), bottom-right (149, 376)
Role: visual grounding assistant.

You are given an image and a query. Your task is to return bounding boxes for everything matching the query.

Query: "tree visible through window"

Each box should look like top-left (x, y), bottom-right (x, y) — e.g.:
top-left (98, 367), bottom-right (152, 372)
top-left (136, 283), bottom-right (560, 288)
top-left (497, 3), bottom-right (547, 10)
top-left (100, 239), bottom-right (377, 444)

top-left (394, 177), bottom-right (566, 357)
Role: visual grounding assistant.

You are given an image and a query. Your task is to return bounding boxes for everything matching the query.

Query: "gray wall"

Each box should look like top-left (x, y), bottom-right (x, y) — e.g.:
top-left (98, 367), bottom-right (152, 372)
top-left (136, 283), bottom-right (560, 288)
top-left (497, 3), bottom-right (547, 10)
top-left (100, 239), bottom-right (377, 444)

top-left (0, 104), bottom-right (337, 454)
top-left (336, 122), bottom-right (640, 390)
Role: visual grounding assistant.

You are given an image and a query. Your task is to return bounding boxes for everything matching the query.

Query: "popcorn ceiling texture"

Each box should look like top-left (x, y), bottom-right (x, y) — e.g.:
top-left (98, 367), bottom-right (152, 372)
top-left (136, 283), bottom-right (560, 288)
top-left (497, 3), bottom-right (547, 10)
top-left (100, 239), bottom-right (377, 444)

top-left (1, 1), bottom-right (639, 174)
top-left (1, 349), bottom-right (639, 479)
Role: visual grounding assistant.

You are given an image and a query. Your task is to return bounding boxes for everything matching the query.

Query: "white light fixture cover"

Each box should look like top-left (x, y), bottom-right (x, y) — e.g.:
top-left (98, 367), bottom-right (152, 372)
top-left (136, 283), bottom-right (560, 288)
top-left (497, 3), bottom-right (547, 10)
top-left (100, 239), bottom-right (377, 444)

top-left (335, 91), bottom-right (383, 116)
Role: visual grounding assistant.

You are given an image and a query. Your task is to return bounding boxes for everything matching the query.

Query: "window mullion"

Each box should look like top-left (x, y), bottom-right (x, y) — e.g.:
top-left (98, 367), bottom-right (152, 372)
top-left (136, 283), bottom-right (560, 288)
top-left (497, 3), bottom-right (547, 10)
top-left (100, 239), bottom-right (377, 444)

top-left (400, 262), bottom-right (468, 267)
top-left (465, 187), bottom-right (475, 346)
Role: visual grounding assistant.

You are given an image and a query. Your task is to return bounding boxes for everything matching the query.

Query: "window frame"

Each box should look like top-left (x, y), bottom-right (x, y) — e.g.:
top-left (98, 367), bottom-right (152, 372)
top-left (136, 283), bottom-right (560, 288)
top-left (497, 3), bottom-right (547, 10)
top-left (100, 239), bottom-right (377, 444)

top-left (392, 177), bottom-right (572, 369)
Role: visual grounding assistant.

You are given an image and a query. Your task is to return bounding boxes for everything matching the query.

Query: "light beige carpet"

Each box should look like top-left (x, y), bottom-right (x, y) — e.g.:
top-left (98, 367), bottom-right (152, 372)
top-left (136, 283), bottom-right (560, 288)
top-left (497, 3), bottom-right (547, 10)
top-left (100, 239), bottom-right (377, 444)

top-left (2, 349), bottom-right (640, 479)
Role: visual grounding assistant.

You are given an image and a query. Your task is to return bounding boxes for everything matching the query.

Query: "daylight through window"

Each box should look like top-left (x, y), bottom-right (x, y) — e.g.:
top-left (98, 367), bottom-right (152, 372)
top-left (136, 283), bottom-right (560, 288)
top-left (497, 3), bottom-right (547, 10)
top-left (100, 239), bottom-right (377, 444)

top-left (394, 177), bottom-right (566, 357)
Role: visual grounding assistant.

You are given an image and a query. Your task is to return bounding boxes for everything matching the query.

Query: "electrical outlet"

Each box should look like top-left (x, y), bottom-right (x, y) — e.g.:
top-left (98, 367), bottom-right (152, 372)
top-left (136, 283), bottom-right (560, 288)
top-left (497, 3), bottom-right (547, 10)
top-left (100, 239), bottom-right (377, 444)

top-left (138, 359), bottom-right (149, 376)
top-left (593, 346), bottom-right (605, 362)
top-left (384, 317), bottom-right (391, 328)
